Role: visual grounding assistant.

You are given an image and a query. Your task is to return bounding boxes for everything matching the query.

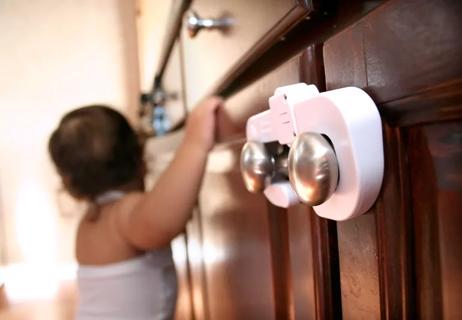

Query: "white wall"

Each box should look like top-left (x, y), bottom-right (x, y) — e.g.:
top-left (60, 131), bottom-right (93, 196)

top-left (0, 0), bottom-right (140, 278)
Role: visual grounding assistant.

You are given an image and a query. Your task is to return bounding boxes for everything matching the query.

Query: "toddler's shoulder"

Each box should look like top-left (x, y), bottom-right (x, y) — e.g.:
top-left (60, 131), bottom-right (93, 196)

top-left (117, 191), bottom-right (145, 214)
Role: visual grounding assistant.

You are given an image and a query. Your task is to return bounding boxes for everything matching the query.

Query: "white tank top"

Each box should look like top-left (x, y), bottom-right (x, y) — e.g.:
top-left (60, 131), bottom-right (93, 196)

top-left (76, 191), bottom-right (178, 320)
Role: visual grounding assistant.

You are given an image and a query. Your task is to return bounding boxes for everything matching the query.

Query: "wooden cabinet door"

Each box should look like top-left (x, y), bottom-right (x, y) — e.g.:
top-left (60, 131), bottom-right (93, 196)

top-left (180, 1), bottom-right (462, 319)
top-left (185, 45), bottom-right (341, 320)
top-left (323, 0), bottom-right (462, 318)
top-left (184, 49), bottom-right (311, 320)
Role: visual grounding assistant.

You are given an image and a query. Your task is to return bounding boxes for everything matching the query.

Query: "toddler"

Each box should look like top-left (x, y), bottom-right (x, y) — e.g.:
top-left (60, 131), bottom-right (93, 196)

top-left (48, 97), bottom-right (222, 320)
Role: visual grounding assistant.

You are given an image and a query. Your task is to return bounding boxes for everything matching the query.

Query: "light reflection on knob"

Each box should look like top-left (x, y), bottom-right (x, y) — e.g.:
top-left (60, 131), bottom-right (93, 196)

top-left (288, 132), bottom-right (339, 206)
top-left (240, 141), bottom-right (274, 193)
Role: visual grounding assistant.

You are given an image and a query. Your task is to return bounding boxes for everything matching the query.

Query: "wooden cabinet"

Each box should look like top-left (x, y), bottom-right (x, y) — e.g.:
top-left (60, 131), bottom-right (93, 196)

top-left (146, 0), bottom-right (462, 318)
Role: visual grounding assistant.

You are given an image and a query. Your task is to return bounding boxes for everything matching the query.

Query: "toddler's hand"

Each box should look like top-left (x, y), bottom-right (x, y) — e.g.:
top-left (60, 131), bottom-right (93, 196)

top-left (184, 96), bottom-right (222, 153)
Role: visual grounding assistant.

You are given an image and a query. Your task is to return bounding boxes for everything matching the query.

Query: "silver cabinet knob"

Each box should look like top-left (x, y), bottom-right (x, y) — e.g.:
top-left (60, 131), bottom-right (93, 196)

top-left (240, 141), bottom-right (274, 193)
top-left (186, 10), bottom-right (233, 38)
top-left (288, 132), bottom-right (339, 206)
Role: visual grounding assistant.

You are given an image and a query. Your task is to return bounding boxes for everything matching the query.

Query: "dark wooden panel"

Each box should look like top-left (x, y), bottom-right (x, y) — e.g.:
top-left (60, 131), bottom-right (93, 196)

top-left (324, 1), bottom-right (462, 319)
top-left (362, 0), bottom-right (462, 103)
top-left (408, 122), bottom-right (462, 319)
top-left (323, 0), bottom-right (462, 127)
top-left (323, 25), bottom-right (367, 89)
top-left (198, 141), bottom-right (276, 320)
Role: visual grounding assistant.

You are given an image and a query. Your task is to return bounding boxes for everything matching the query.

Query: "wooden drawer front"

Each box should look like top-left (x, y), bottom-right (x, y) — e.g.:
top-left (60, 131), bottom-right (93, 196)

top-left (323, 0), bottom-right (462, 318)
top-left (181, 0), bottom-right (311, 109)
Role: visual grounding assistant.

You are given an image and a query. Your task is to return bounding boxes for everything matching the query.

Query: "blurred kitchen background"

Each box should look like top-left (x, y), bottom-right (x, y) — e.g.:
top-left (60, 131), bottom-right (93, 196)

top-left (0, 0), bottom-right (169, 318)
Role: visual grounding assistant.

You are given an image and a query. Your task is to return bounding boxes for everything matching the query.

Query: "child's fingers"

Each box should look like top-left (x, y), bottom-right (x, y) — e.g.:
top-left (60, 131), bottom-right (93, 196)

top-left (206, 96), bottom-right (223, 112)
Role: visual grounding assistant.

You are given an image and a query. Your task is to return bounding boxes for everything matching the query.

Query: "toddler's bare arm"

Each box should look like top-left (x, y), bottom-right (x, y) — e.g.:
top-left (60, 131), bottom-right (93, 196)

top-left (116, 97), bottom-right (222, 249)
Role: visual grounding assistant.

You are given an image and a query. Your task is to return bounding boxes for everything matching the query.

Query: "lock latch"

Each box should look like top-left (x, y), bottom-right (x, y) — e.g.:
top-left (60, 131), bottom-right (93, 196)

top-left (241, 83), bottom-right (384, 221)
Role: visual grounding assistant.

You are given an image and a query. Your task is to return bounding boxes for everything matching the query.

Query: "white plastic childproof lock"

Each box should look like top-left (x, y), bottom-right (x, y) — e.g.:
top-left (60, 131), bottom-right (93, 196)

top-left (244, 83), bottom-right (384, 221)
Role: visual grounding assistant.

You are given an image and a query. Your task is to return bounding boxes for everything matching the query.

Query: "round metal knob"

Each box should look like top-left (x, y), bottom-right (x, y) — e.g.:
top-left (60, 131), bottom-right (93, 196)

top-left (288, 132), bottom-right (339, 206)
top-left (186, 11), bottom-right (233, 38)
top-left (240, 141), bottom-right (274, 193)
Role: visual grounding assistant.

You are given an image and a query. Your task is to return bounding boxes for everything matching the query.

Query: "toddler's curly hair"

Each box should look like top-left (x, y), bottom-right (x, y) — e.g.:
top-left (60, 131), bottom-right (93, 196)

top-left (49, 105), bottom-right (142, 200)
